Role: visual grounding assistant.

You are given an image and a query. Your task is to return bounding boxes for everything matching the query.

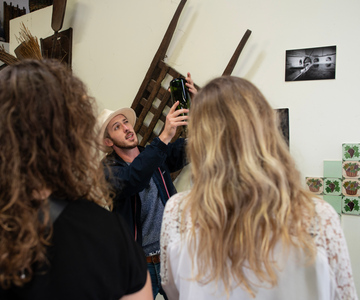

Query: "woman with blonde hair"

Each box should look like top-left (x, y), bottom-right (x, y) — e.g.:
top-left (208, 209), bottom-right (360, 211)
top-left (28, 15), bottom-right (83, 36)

top-left (160, 76), bottom-right (357, 299)
top-left (0, 59), bottom-right (151, 300)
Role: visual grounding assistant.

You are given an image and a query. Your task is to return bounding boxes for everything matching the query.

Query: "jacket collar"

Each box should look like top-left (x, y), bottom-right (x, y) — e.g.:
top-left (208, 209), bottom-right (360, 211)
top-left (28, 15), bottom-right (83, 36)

top-left (105, 145), bottom-right (145, 166)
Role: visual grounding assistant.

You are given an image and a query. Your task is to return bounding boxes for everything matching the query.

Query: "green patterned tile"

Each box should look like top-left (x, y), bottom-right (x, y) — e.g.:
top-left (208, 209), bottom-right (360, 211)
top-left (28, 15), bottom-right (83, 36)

top-left (342, 143), bottom-right (360, 161)
top-left (323, 178), bottom-right (342, 196)
top-left (342, 196), bottom-right (360, 215)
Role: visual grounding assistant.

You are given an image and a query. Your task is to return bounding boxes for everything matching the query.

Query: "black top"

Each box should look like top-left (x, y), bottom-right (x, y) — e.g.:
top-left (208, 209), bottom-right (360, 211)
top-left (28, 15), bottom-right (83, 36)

top-left (0, 199), bottom-right (147, 300)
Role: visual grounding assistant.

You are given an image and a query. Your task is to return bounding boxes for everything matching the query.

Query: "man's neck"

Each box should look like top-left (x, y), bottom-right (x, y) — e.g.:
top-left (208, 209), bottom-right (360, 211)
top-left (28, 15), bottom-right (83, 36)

top-left (114, 146), bottom-right (140, 163)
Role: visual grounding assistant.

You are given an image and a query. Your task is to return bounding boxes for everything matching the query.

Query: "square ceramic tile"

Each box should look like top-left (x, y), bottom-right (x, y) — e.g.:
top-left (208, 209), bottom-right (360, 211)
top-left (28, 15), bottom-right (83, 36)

top-left (323, 178), bottom-right (342, 196)
top-left (342, 179), bottom-right (360, 197)
top-left (342, 196), bottom-right (360, 215)
top-left (323, 161), bottom-right (342, 178)
top-left (305, 177), bottom-right (323, 195)
top-left (342, 143), bottom-right (360, 161)
top-left (342, 161), bottom-right (360, 179)
top-left (323, 195), bottom-right (342, 214)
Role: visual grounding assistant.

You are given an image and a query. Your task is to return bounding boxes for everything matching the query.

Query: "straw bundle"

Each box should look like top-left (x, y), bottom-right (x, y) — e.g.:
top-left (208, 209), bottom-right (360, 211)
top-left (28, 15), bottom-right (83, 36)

top-left (15, 23), bottom-right (42, 60)
top-left (0, 22), bottom-right (42, 67)
top-left (0, 45), bottom-right (19, 65)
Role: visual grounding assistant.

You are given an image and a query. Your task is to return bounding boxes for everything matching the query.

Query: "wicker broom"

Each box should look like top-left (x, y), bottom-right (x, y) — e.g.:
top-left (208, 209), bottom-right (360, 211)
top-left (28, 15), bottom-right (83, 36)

top-left (14, 23), bottom-right (42, 60)
top-left (0, 45), bottom-right (19, 65)
top-left (0, 22), bottom-right (42, 66)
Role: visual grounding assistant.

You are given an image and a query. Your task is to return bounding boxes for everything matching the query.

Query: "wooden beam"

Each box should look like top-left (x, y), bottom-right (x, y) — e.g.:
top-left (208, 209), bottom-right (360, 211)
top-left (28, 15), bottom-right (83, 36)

top-left (222, 29), bottom-right (252, 76)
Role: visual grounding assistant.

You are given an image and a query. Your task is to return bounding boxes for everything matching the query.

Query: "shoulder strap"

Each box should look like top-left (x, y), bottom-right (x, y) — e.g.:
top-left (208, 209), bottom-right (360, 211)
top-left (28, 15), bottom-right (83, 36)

top-left (48, 196), bottom-right (68, 223)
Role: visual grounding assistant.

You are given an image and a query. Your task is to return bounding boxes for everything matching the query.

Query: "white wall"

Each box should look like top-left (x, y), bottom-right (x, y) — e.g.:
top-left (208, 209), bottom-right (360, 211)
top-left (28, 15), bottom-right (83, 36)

top-left (8, 0), bottom-right (360, 294)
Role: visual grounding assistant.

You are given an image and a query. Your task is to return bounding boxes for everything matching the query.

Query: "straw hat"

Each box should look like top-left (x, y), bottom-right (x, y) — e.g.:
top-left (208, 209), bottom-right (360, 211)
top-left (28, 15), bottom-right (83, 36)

top-left (97, 108), bottom-right (136, 153)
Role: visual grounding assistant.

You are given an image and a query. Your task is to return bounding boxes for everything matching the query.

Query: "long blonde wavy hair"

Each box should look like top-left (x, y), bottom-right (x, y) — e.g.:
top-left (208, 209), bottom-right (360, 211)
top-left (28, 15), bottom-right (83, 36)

top-left (183, 76), bottom-right (316, 297)
top-left (0, 59), bottom-right (112, 289)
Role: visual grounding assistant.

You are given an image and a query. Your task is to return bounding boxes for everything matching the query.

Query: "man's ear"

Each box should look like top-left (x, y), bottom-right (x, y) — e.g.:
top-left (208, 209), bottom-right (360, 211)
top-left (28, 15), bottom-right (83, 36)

top-left (104, 138), bottom-right (114, 147)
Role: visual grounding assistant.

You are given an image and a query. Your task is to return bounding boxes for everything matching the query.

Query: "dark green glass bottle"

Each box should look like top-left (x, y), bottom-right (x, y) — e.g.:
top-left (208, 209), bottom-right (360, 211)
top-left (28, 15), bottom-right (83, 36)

top-left (170, 78), bottom-right (191, 112)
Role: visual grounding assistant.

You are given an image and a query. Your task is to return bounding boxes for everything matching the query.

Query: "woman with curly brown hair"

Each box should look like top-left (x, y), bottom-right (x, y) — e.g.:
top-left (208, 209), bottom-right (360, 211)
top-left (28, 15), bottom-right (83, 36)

top-left (160, 76), bottom-right (357, 299)
top-left (0, 59), bottom-right (151, 300)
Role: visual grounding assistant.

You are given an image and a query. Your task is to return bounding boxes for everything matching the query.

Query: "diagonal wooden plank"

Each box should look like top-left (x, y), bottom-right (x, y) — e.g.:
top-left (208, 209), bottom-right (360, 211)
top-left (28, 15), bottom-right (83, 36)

top-left (131, 0), bottom-right (187, 116)
top-left (222, 29), bottom-right (251, 76)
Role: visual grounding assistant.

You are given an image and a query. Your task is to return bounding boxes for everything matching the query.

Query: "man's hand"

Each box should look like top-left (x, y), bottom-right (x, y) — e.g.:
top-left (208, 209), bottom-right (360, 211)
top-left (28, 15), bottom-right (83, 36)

top-left (185, 72), bottom-right (197, 98)
top-left (159, 101), bottom-right (189, 145)
top-left (167, 72), bottom-right (198, 97)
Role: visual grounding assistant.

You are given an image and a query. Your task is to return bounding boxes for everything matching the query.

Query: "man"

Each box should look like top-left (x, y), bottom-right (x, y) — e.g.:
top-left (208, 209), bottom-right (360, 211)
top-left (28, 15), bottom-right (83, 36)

top-left (98, 74), bottom-right (197, 300)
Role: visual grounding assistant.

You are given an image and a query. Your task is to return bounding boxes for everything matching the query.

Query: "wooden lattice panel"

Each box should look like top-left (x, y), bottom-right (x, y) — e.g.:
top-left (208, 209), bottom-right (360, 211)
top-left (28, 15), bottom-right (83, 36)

top-left (130, 0), bottom-right (251, 151)
top-left (132, 60), bottom-right (199, 147)
top-left (130, 0), bottom-right (189, 147)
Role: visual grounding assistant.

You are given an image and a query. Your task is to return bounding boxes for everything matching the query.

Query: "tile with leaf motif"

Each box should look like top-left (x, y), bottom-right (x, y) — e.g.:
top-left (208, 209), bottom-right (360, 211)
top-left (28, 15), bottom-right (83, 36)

top-left (342, 196), bottom-right (360, 215)
top-left (323, 178), bottom-right (342, 196)
top-left (305, 177), bottom-right (323, 195)
top-left (342, 179), bottom-right (360, 197)
top-left (342, 161), bottom-right (360, 179)
top-left (342, 143), bottom-right (360, 161)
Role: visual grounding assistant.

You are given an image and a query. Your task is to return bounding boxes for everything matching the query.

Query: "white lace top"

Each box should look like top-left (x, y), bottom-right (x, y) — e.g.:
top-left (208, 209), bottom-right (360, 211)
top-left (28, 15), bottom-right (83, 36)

top-left (160, 191), bottom-right (358, 300)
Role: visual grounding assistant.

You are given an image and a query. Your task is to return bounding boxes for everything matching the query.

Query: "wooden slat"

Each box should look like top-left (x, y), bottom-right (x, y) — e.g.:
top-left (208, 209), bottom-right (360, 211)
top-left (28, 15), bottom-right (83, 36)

top-left (139, 85), bottom-right (171, 146)
top-left (135, 64), bottom-right (170, 133)
top-left (131, 0), bottom-right (187, 111)
top-left (222, 29), bottom-right (252, 76)
top-left (129, 4), bottom-right (252, 179)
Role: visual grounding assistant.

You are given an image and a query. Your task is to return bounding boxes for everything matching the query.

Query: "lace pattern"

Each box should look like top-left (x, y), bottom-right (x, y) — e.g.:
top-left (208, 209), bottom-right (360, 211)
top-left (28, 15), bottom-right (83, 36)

top-left (160, 192), bottom-right (358, 299)
top-left (160, 191), bottom-right (190, 283)
top-left (313, 199), bottom-right (358, 299)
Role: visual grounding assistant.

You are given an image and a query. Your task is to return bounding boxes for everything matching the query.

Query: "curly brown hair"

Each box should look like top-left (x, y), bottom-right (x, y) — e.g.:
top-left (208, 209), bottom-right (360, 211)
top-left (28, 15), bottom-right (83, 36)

top-left (0, 59), bottom-right (112, 288)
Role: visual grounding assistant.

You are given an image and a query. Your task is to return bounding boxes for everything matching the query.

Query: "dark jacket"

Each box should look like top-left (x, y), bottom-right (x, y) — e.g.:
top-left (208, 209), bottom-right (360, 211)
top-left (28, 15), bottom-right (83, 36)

top-left (102, 137), bottom-right (187, 246)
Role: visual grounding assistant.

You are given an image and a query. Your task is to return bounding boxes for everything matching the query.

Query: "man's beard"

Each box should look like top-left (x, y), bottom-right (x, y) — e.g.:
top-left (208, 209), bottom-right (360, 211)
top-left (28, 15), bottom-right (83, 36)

top-left (111, 136), bottom-right (138, 150)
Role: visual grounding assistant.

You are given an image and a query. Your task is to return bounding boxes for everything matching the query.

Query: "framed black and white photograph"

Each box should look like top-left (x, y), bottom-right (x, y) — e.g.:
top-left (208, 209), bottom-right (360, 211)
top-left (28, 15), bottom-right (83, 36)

top-left (285, 45), bottom-right (336, 82)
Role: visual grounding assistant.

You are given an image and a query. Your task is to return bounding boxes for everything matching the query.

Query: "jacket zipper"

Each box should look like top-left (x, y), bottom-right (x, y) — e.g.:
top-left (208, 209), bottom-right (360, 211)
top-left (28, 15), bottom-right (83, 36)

top-left (134, 195), bottom-right (137, 241)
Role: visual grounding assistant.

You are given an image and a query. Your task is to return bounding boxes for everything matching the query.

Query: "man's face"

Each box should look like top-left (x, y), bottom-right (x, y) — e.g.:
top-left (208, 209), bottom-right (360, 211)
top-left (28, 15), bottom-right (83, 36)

top-left (105, 114), bottom-right (138, 149)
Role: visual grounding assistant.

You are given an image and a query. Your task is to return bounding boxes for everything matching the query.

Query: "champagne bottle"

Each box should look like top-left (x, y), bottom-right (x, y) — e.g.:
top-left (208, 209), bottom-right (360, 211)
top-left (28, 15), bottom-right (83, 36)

top-left (170, 78), bottom-right (191, 113)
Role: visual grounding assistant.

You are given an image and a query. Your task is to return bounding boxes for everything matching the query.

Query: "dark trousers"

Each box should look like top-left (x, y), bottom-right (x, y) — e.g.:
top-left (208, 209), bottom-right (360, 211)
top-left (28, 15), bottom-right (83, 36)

top-left (147, 262), bottom-right (168, 300)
